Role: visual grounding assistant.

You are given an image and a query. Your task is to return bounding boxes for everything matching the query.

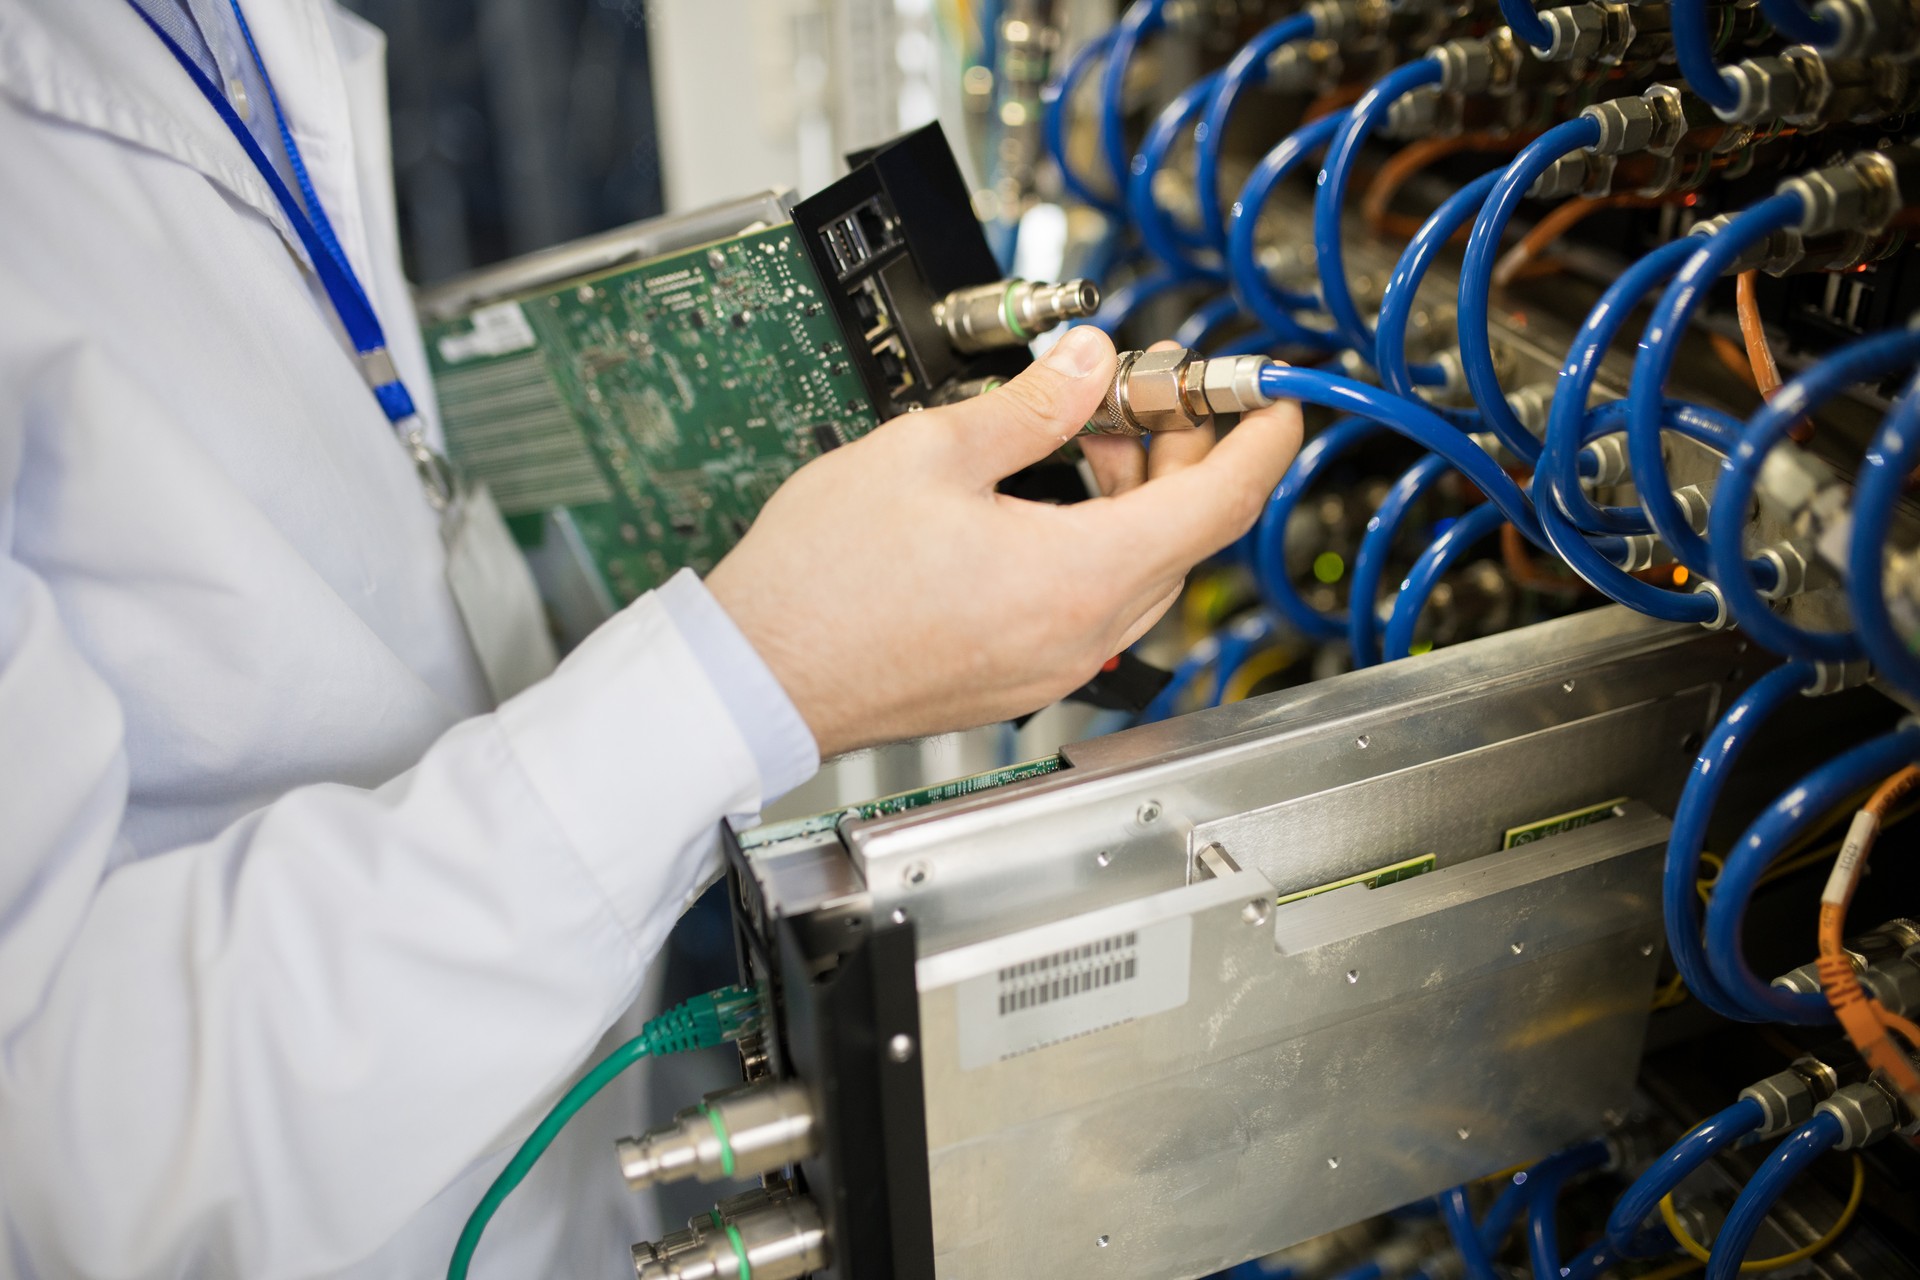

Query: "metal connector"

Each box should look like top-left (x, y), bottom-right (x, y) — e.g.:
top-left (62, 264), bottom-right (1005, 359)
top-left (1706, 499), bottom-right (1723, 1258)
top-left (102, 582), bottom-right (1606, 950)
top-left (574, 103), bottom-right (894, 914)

top-left (1742, 1055), bottom-right (1844, 1137)
top-left (633, 1191), bottom-right (829, 1280)
top-left (1756, 543), bottom-right (1811, 600)
top-left (932, 278), bottom-right (1100, 353)
top-left (617, 1081), bottom-right (816, 1190)
top-left (1781, 148), bottom-right (1908, 237)
top-left (1088, 349), bottom-right (1275, 436)
top-left (1537, 2), bottom-right (1619, 61)
top-left (1817, 1081), bottom-right (1902, 1148)
top-left (1815, 0), bottom-right (1917, 59)
top-left (1433, 32), bottom-right (1520, 94)
top-left (1805, 658), bottom-right (1874, 694)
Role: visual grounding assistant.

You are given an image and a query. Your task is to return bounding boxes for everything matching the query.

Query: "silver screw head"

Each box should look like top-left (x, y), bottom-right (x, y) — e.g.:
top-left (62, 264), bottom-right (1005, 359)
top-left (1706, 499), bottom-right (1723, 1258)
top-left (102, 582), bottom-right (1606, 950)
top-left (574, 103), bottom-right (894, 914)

top-left (887, 1033), bottom-right (916, 1064)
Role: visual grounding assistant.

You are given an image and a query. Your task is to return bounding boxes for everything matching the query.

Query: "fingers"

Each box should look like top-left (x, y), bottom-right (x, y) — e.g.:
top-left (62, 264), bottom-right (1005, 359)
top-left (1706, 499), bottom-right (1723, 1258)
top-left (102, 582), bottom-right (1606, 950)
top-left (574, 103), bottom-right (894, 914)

top-left (1080, 434), bottom-right (1147, 496)
top-left (1092, 396), bottom-right (1305, 580)
top-left (939, 325), bottom-right (1118, 483)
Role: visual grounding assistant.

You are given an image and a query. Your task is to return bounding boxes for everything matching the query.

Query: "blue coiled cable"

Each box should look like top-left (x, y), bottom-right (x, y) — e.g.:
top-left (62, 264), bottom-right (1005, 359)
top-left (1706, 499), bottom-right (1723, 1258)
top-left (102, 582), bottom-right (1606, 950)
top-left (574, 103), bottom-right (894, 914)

top-left (1443, 1185), bottom-right (1502, 1280)
top-left (1228, 113), bottom-right (1348, 347)
top-left (1672, 0), bottom-right (1744, 113)
top-left (1043, 29), bottom-right (1125, 217)
top-left (1258, 365), bottom-right (1548, 546)
top-left (1315, 59), bottom-right (1447, 358)
top-left (1459, 117), bottom-right (1604, 463)
top-left (1129, 70), bottom-right (1227, 276)
top-left (1195, 13), bottom-right (1319, 251)
top-left (1099, 0), bottom-right (1170, 193)
top-left (1761, 0), bottom-right (1842, 43)
top-left (1176, 295), bottom-right (1247, 350)
top-left (1706, 1112), bottom-right (1846, 1280)
top-left (1665, 660), bottom-right (1819, 1022)
top-left (1850, 372), bottom-right (1920, 703)
top-left (1706, 722), bottom-right (1920, 1023)
top-left (1088, 271), bottom-right (1193, 334)
top-left (1376, 170), bottom-right (1501, 426)
top-left (1350, 454), bottom-right (1454, 667)
top-left (1383, 503), bottom-right (1509, 662)
top-left (1607, 1098), bottom-right (1768, 1259)
top-left (1713, 327), bottom-right (1920, 661)
top-left (1628, 192), bottom-right (1807, 575)
top-left (1254, 417), bottom-right (1385, 640)
top-left (1544, 240), bottom-right (1701, 539)
top-left (1525, 1140), bottom-right (1612, 1280)
top-left (1502, 0), bottom-right (1557, 49)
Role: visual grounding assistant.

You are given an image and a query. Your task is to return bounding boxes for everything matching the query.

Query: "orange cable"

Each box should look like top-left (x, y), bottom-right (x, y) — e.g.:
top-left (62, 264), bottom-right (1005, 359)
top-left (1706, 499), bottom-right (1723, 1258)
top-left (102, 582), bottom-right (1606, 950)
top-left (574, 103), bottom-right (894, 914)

top-left (1711, 332), bottom-right (1761, 390)
top-left (1737, 270), bottom-right (1815, 444)
top-left (1362, 133), bottom-right (1518, 238)
top-left (1817, 766), bottom-right (1920, 1112)
top-left (1492, 194), bottom-right (1663, 290)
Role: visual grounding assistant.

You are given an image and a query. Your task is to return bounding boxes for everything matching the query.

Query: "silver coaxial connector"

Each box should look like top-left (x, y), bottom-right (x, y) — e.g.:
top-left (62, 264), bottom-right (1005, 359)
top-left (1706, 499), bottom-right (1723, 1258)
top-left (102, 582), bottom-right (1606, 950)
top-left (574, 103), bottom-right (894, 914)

top-left (633, 1192), bottom-right (829, 1280)
top-left (1817, 1081), bottom-right (1902, 1148)
top-left (1088, 349), bottom-right (1276, 436)
top-left (1781, 148), bottom-right (1905, 238)
top-left (617, 1081), bottom-right (816, 1190)
top-left (1742, 1055), bottom-right (1843, 1137)
top-left (1537, 2), bottom-right (1617, 61)
top-left (932, 278), bottom-right (1101, 354)
top-left (1817, 0), bottom-right (1917, 59)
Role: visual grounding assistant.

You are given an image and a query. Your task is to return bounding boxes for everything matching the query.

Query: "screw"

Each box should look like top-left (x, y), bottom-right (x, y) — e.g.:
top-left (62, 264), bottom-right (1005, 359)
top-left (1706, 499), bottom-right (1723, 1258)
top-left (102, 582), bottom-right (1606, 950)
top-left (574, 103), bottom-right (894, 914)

top-left (1458, 1128), bottom-right (1472, 1140)
top-left (1563, 679), bottom-right (1577, 693)
top-left (1640, 942), bottom-right (1655, 957)
top-left (1356, 734), bottom-right (1372, 749)
top-left (1511, 942), bottom-right (1525, 955)
top-left (903, 861), bottom-right (931, 888)
top-left (1327, 1156), bottom-right (1341, 1169)
top-left (1096, 850), bottom-right (1113, 868)
top-left (1097, 1235), bottom-right (1111, 1248)
top-left (887, 1034), bottom-right (916, 1063)
top-left (1137, 801), bottom-right (1162, 824)
top-left (1243, 899), bottom-right (1272, 926)
top-left (891, 907), bottom-right (909, 925)
top-left (1346, 969), bottom-right (1360, 984)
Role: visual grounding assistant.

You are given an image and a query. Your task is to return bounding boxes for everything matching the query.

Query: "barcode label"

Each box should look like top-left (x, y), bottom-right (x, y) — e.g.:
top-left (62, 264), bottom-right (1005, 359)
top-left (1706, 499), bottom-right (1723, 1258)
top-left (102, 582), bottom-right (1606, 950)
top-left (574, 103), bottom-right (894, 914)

top-left (956, 917), bottom-right (1190, 1070)
top-left (996, 933), bottom-right (1139, 1015)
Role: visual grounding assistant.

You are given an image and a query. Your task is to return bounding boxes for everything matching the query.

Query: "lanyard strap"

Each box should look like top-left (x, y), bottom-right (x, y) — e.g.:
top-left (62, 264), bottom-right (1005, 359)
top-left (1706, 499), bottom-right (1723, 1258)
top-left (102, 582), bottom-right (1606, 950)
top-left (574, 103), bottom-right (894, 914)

top-left (124, 0), bottom-right (419, 430)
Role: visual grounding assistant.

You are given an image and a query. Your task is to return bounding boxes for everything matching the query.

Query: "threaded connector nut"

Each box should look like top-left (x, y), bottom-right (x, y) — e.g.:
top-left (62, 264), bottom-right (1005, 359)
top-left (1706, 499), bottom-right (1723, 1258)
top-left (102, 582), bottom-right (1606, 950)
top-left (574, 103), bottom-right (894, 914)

top-left (1782, 148), bottom-right (1904, 237)
top-left (1817, 0), bottom-right (1916, 58)
top-left (1742, 1055), bottom-right (1841, 1137)
top-left (933, 278), bottom-right (1101, 353)
top-left (617, 1081), bottom-right (816, 1190)
top-left (1756, 543), bottom-right (1811, 600)
top-left (1433, 37), bottom-right (1496, 93)
top-left (1719, 48), bottom-right (1825, 123)
top-left (1817, 1081), bottom-right (1901, 1148)
top-left (1862, 954), bottom-right (1920, 1015)
top-left (1537, 3), bottom-right (1611, 61)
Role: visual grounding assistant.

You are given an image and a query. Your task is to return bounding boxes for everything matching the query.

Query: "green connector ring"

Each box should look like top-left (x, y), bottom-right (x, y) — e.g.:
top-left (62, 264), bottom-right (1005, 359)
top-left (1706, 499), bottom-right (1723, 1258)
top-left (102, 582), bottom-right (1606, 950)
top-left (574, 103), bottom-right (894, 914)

top-left (703, 1104), bottom-right (737, 1179)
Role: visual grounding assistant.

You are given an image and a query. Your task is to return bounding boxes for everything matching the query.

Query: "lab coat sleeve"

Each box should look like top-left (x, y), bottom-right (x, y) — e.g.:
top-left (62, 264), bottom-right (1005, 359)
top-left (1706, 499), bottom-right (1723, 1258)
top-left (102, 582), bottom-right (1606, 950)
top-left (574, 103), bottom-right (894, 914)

top-left (0, 489), bottom-right (817, 1275)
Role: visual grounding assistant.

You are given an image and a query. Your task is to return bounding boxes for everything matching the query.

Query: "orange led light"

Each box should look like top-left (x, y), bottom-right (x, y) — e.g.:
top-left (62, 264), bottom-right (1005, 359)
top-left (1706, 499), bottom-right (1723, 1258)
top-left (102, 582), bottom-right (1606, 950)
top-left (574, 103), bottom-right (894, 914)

top-left (1672, 565), bottom-right (1690, 586)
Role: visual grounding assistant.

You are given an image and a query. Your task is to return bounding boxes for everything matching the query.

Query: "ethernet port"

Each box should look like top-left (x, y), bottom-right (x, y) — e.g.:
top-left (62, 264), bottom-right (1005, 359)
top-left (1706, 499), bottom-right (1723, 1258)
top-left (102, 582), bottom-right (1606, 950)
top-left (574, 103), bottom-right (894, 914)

top-left (852, 277), bottom-right (892, 342)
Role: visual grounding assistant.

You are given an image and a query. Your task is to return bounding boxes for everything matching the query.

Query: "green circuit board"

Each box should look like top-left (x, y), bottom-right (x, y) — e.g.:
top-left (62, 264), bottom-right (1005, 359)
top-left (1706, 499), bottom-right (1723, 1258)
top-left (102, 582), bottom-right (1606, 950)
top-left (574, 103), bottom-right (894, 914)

top-left (422, 223), bottom-right (878, 602)
top-left (740, 756), bottom-right (1067, 851)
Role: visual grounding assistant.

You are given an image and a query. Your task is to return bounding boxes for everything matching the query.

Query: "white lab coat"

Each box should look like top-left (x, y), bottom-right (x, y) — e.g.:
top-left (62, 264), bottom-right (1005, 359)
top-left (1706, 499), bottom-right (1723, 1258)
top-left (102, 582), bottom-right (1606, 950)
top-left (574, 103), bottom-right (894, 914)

top-left (0, 1), bottom-right (815, 1276)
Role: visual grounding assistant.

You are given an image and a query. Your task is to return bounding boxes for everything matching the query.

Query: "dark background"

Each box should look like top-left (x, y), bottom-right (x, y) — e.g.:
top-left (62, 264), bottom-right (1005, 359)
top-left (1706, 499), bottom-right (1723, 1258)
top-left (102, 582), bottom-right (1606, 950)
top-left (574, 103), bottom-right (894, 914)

top-left (341, 0), bottom-right (667, 284)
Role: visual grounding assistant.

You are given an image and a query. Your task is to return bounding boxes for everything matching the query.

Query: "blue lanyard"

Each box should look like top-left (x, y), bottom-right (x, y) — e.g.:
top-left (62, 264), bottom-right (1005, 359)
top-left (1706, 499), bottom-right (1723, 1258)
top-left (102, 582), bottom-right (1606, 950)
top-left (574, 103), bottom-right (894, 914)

top-left (125, 0), bottom-right (428, 441)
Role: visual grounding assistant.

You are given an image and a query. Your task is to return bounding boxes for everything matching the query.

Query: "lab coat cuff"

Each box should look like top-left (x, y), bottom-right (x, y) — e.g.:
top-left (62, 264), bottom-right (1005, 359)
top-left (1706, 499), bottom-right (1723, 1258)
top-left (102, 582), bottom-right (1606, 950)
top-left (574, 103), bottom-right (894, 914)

top-left (656, 569), bottom-right (820, 804)
top-left (493, 588), bottom-right (786, 938)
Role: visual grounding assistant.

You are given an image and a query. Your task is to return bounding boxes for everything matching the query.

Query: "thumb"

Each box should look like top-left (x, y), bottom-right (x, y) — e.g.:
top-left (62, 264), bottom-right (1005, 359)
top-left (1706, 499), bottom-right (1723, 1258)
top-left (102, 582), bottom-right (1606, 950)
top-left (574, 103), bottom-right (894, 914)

top-left (942, 325), bottom-right (1118, 482)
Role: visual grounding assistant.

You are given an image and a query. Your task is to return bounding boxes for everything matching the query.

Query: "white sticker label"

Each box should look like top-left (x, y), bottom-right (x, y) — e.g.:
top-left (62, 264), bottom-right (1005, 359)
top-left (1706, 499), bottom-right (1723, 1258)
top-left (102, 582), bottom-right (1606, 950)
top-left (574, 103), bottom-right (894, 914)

top-left (437, 302), bottom-right (538, 364)
top-left (954, 916), bottom-right (1191, 1071)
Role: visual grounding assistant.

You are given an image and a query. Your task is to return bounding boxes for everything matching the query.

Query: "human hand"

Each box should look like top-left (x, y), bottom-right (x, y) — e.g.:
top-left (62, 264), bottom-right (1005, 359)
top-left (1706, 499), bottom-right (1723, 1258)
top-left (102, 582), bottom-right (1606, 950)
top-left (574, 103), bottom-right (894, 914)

top-left (704, 326), bottom-right (1303, 758)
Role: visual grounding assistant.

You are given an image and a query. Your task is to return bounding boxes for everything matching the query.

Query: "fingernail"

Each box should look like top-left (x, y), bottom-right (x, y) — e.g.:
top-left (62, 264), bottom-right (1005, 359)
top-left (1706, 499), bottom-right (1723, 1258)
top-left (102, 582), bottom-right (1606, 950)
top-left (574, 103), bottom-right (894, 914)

top-left (1041, 325), bottom-right (1108, 378)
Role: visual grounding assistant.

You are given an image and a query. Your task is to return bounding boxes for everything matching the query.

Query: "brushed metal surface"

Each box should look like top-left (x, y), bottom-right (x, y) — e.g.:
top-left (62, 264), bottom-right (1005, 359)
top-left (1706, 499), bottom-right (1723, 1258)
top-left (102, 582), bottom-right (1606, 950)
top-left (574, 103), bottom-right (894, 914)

top-left (839, 607), bottom-right (1741, 954)
top-left (914, 808), bottom-right (1670, 1280)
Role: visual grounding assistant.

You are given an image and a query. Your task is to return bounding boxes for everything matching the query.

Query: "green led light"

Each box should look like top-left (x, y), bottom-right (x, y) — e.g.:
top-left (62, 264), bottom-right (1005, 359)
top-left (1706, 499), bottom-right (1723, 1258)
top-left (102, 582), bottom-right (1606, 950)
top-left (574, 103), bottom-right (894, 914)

top-left (1312, 551), bottom-right (1345, 584)
top-left (1410, 641), bottom-right (1434, 655)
